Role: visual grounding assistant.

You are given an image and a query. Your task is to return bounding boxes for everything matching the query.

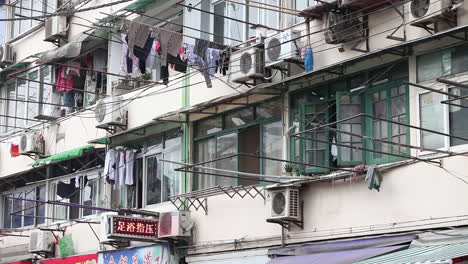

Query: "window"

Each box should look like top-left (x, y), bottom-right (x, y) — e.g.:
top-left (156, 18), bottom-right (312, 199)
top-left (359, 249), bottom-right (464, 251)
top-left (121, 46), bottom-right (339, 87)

top-left (10, 0), bottom-right (56, 39)
top-left (144, 130), bottom-right (182, 207)
top-left (51, 171), bottom-right (103, 221)
top-left (110, 130), bottom-right (182, 208)
top-left (5, 66), bottom-right (52, 131)
top-left (417, 44), bottom-right (468, 83)
top-left (419, 87), bottom-right (468, 150)
top-left (2, 185), bottom-right (45, 228)
top-left (337, 94), bottom-right (363, 164)
top-left (194, 99), bottom-right (283, 190)
top-left (214, 0), bottom-right (280, 44)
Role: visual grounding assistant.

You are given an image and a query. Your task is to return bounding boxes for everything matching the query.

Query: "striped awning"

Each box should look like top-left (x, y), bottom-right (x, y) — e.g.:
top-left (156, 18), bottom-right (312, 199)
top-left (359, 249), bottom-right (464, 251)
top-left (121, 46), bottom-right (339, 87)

top-left (354, 243), bottom-right (468, 264)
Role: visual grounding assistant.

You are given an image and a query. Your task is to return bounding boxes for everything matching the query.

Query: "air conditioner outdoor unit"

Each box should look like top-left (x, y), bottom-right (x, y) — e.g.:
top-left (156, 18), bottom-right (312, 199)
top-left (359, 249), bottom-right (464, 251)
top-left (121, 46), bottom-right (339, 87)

top-left (19, 132), bottom-right (44, 154)
top-left (29, 230), bottom-right (54, 253)
top-left (45, 16), bottom-right (68, 42)
top-left (265, 30), bottom-right (302, 68)
top-left (158, 211), bottom-right (192, 239)
top-left (95, 96), bottom-right (126, 129)
top-left (230, 46), bottom-right (265, 83)
top-left (409, 0), bottom-right (463, 27)
top-left (324, 10), bottom-right (365, 45)
top-left (0, 43), bottom-right (15, 67)
top-left (266, 186), bottom-right (301, 222)
top-left (99, 212), bottom-right (118, 242)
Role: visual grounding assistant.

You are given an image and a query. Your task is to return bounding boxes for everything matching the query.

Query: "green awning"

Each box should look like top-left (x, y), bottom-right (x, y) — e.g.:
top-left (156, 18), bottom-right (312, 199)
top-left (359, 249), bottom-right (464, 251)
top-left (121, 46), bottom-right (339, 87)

top-left (30, 145), bottom-right (94, 166)
top-left (354, 243), bottom-right (468, 264)
top-left (0, 59), bottom-right (34, 74)
top-left (125, 0), bottom-right (154, 11)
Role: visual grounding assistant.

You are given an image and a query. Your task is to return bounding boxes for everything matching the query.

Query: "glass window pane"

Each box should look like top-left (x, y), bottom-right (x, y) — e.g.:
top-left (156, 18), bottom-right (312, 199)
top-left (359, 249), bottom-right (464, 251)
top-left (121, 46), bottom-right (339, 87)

top-left (68, 178), bottom-right (80, 220)
top-left (373, 100), bottom-right (386, 118)
top-left (165, 130), bottom-right (181, 149)
top-left (7, 82), bottom-right (16, 130)
top-left (16, 77), bottom-right (27, 128)
top-left (82, 175), bottom-right (97, 216)
top-left (196, 138), bottom-right (216, 190)
top-left (420, 92), bottom-right (444, 149)
top-left (229, 1), bottom-right (244, 42)
top-left (248, 2), bottom-right (258, 38)
top-left (12, 192), bottom-right (23, 228)
top-left (20, 0), bottom-right (31, 33)
top-left (263, 121), bottom-right (282, 176)
top-left (449, 88), bottom-right (468, 146)
top-left (417, 51), bottom-right (449, 82)
top-left (27, 70), bottom-right (39, 125)
top-left (225, 108), bottom-right (254, 129)
top-left (256, 100), bottom-right (281, 119)
top-left (3, 196), bottom-right (11, 228)
top-left (196, 116), bottom-right (222, 137)
top-left (264, 0), bottom-right (278, 29)
top-left (391, 95), bottom-right (406, 116)
top-left (162, 149), bottom-right (181, 202)
top-left (146, 154), bottom-right (162, 205)
top-left (53, 183), bottom-right (68, 221)
top-left (24, 189), bottom-right (35, 226)
top-left (36, 186), bottom-right (46, 225)
top-left (452, 45), bottom-right (468, 74)
top-left (213, 2), bottom-right (226, 44)
top-left (216, 133), bottom-right (237, 186)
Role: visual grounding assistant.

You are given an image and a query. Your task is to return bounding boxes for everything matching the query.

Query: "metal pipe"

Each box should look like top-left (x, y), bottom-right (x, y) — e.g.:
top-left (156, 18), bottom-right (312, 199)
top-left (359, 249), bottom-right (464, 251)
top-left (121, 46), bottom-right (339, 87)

top-left (52, 62), bottom-right (160, 85)
top-left (222, 0), bottom-right (299, 16)
top-left (294, 134), bottom-right (440, 164)
top-left (177, 169), bottom-right (282, 184)
top-left (0, 114), bottom-right (45, 122)
top-left (361, 113), bottom-right (468, 143)
top-left (292, 113), bottom-right (468, 143)
top-left (328, 127), bottom-right (455, 155)
top-left (9, 213), bottom-right (100, 224)
top-left (8, 196), bottom-right (119, 213)
top-left (442, 93), bottom-right (468, 103)
top-left (406, 81), bottom-right (454, 97)
top-left (194, 165), bottom-right (314, 180)
top-left (238, 152), bottom-right (357, 173)
top-left (0, 96), bottom-right (79, 109)
top-left (13, 75), bottom-right (102, 96)
top-left (436, 78), bottom-right (468, 89)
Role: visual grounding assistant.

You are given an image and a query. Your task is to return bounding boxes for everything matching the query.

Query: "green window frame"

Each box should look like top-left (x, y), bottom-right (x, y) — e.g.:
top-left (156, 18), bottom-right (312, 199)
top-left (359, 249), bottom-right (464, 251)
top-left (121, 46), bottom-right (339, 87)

top-left (301, 102), bottom-right (330, 173)
top-left (336, 92), bottom-right (364, 166)
top-left (193, 99), bottom-right (282, 190)
top-left (335, 81), bottom-right (410, 165)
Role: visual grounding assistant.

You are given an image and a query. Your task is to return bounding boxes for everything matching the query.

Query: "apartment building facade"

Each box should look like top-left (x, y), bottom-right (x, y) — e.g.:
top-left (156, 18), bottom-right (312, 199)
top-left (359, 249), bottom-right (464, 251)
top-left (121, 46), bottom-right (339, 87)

top-left (1, 0), bottom-right (468, 263)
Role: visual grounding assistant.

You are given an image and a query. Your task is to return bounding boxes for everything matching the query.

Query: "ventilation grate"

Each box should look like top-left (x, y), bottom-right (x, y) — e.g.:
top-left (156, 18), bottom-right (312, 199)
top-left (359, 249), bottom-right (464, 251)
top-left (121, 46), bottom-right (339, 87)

top-left (289, 189), bottom-right (299, 218)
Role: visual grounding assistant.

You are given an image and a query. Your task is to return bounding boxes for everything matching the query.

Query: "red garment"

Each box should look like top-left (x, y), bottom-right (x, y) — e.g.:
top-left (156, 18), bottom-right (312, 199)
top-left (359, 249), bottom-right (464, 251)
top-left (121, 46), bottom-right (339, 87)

top-left (56, 66), bottom-right (73, 92)
top-left (155, 41), bottom-right (161, 52)
top-left (10, 144), bottom-right (19, 157)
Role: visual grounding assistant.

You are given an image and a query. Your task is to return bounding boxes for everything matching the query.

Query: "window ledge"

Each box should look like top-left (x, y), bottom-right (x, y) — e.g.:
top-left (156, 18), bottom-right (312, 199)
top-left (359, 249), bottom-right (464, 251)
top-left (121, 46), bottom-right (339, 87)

top-left (419, 144), bottom-right (468, 159)
top-left (9, 23), bottom-right (45, 44)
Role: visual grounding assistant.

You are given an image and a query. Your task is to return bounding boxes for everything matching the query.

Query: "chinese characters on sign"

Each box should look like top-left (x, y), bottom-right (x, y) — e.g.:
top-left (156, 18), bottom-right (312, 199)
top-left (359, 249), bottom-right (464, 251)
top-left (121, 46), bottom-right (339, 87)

top-left (110, 216), bottom-right (158, 240)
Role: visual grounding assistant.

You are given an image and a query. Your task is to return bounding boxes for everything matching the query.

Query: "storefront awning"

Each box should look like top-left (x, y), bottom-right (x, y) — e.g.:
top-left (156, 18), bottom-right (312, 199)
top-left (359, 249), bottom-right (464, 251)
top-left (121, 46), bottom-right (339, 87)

top-left (37, 29), bottom-right (108, 64)
top-left (29, 145), bottom-right (94, 166)
top-left (354, 243), bottom-right (468, 264)
top-left (267, 245), bottom-right (407, 264)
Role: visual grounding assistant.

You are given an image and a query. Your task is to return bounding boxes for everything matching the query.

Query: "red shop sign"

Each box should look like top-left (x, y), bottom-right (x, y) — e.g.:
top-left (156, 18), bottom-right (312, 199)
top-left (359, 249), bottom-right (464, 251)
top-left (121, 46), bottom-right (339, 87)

top-left (109, 216), bottom-right (158, 240)
top-left (39, 254), bottom-right (97, 264)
